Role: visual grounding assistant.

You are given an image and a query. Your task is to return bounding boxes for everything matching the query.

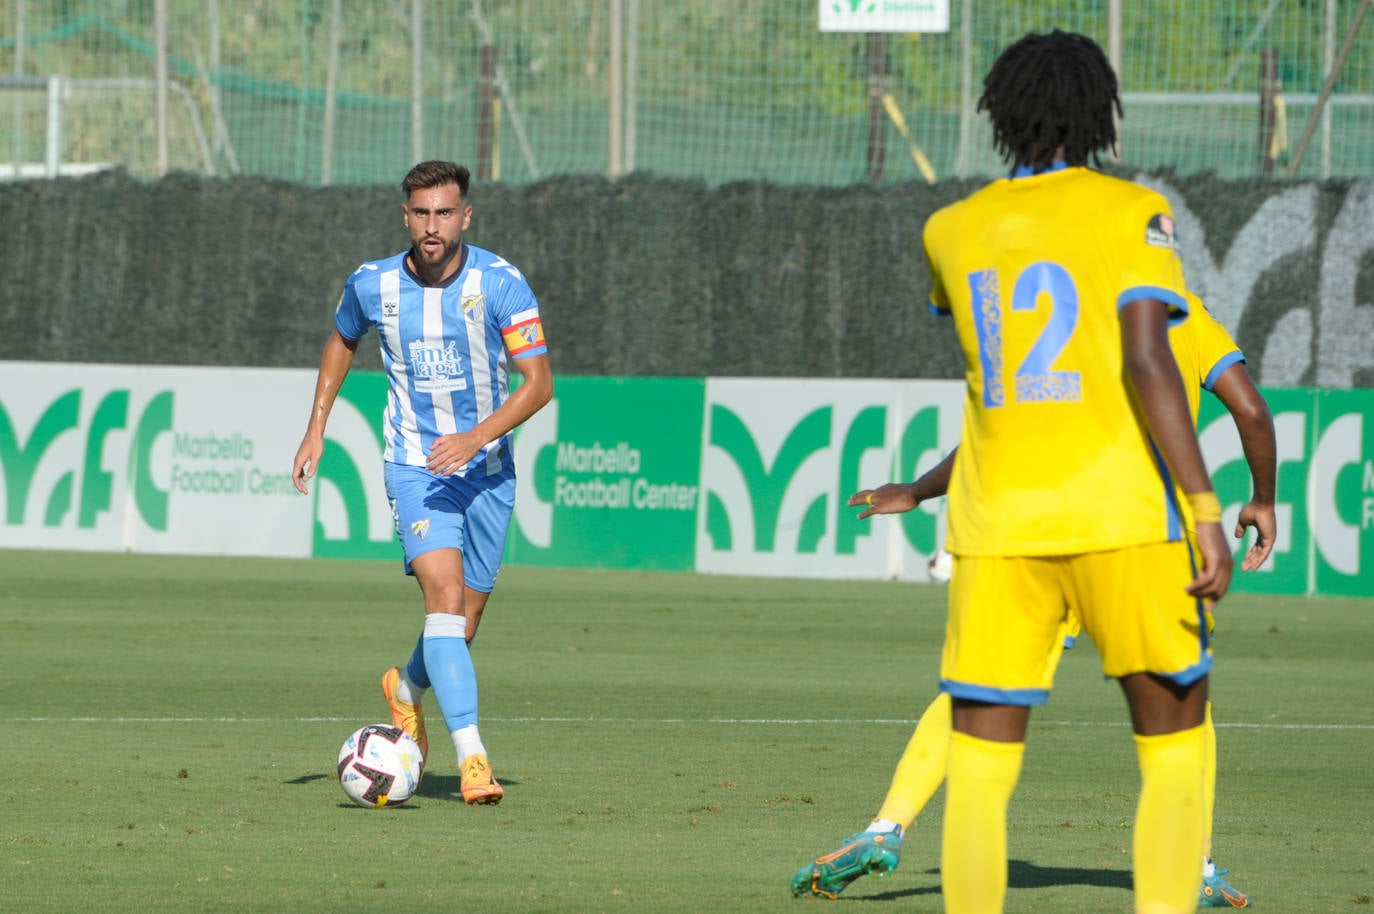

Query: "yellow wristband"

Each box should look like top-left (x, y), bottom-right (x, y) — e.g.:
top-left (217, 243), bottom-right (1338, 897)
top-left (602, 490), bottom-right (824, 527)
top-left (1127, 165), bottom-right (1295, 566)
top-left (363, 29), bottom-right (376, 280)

top-left (1186, 491), bottom-right (1222, 524)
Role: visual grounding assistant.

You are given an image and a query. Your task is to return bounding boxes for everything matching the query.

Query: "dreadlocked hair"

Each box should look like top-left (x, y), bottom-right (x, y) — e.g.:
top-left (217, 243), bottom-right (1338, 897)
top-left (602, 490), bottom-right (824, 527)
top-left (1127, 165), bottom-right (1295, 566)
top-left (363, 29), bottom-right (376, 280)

top-left (977, 29), bottom-right (1122, 170)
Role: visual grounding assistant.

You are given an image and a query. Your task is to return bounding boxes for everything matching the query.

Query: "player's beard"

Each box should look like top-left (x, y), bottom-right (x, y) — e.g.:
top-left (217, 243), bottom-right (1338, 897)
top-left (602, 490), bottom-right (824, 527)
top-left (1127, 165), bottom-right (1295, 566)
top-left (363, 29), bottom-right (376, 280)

top-left (413, 235), bottom-right (461, 273)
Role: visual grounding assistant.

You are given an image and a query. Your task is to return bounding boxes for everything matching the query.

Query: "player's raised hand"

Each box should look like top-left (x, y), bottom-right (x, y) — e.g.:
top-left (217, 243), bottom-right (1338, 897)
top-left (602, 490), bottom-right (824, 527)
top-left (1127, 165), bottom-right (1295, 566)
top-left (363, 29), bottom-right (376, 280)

top-left (848, 483), bottom-right (920, 520)
top-left (1236, 499), bottom-right (1277, 572)
top-left (1186, 521), bottom-right (1234, 601)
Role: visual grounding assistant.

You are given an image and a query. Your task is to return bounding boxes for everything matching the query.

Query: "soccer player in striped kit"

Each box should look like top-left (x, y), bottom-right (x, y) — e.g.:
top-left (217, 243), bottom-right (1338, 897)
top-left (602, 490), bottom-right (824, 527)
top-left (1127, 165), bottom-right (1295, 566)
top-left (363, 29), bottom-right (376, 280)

top-left (293, 160), bottom-right (553, 804)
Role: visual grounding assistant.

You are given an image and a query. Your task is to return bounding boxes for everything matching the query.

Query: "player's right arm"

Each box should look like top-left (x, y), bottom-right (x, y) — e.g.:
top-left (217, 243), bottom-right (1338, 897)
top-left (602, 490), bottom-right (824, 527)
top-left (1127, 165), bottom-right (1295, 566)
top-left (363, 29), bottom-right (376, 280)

top-left (849, 447), bottom-right (958, 519)
top-left (848, 217), bottom-right (960, 518)
top-left (292, 327), bottom-right (359, 494)
top-left (1211, 362), bottom-right (1277, 570)
top-left (1120, 299), bottom-right (1233, 601)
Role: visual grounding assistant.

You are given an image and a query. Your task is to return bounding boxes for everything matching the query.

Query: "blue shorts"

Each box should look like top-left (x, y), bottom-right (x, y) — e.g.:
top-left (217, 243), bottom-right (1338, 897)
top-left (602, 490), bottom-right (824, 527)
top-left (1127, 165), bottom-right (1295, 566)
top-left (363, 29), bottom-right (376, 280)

top-left (383, 462), bottom-right (517, 592)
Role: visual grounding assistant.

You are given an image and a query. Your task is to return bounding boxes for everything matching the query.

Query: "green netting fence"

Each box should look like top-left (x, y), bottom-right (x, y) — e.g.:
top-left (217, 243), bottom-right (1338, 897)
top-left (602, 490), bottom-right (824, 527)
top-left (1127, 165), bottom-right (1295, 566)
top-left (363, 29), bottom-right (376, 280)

top-left (2, 1), bottom-right (1373, 185)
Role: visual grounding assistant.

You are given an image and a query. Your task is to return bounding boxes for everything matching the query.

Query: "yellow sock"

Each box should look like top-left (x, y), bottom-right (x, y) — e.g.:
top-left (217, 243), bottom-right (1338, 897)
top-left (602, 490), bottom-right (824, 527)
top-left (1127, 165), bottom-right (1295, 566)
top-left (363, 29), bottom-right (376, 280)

top-left (1201, 702), bottom-right (1216, 860)
top-left (942, 731), bottom-right (1024, 914)
top-left (875, 693), bottom-right (952, 830)
top-left (1134, 724), bottom-right (1206, 914)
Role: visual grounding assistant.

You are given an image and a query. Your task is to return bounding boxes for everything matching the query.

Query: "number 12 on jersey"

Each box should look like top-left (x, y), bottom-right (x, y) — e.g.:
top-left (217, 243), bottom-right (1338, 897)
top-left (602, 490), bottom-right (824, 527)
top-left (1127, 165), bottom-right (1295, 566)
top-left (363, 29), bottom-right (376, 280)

top-left (969, 261), bottom-right (1083, 409)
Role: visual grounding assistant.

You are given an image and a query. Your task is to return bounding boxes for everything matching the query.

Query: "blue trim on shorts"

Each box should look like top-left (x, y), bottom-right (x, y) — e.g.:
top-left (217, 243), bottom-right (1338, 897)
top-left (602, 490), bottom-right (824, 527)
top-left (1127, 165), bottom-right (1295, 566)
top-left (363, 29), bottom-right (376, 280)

top-left (939, 679), bottom-right (1050, 707)
top-left (1156, 654), bottom-right (1212, 687)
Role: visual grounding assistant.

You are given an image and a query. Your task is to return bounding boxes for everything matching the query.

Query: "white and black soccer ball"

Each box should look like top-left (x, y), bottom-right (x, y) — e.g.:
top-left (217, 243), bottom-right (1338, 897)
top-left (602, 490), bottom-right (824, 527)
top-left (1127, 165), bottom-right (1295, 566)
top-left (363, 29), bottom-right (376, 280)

top-left (337, 724), bottom-right (424, 808)
top-left (927, 548), bottom-right (954, 584)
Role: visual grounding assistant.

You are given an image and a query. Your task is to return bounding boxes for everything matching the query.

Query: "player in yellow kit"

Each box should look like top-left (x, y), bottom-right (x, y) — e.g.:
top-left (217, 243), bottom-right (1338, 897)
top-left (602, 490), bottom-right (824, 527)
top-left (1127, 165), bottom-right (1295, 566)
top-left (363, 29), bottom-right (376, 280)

top-left (886, 30), bottom-right (1227, 914)
top-left (791, 296), bottom-right (1275, 908)
top-left (932, 31), bottom-right (1232, 912)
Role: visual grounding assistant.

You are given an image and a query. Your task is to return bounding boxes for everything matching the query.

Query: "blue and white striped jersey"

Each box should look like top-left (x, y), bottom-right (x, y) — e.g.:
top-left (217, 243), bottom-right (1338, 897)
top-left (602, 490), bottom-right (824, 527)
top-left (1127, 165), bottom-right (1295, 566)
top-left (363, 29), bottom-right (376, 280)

top-left (334, 243), bottom-right (548, 475)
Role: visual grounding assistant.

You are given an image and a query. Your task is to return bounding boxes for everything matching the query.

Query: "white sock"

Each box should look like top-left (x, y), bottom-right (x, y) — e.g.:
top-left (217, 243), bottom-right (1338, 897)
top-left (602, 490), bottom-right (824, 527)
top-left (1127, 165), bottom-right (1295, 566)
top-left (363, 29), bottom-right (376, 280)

top-left (396, 668), bottom-right (427, 705)
top-left (1202, 856), bottom-right (1216, 878)
top-left (867, 818), bottom-right (902, 835)
top-left (452, 724), bottom-right (487, 764)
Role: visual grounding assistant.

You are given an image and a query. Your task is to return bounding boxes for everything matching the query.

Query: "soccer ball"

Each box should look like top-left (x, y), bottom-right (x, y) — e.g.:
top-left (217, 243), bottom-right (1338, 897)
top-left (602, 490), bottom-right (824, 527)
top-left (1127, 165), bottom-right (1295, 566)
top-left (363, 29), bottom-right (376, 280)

top-left (337, 724), bottom-right (424, 808)
top-left (927, 547), bottom-right (954, 584)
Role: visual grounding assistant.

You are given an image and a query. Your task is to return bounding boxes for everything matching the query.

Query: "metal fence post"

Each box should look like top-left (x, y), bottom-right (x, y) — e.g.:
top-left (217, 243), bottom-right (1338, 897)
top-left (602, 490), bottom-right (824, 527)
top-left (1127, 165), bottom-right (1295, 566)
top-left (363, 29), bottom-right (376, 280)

top-left (412, 0), bottom-right (424, 165)
top-left (1259, 47), bottom-right (1279, 175)
top-left (608, 0), bottom-right (624, 178)
top-left (155, 0), bottom-right (168, 176)
top-left (45, 76), bottom-right (61, 178)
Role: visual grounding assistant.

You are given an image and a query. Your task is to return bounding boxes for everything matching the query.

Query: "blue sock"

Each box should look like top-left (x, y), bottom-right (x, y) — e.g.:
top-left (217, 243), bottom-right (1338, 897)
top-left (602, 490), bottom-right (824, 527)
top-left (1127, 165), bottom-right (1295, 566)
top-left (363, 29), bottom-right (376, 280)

top-left (403, 633), bottom-right (429, 689)
top-left (422, 614), bottom-right (478, 732)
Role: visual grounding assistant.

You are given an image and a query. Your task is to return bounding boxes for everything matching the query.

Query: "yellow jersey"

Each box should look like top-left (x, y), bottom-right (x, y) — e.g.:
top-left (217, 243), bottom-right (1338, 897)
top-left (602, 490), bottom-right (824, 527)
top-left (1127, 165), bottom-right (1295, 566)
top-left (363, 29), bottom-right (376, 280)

top-left (926, 165), bottom-right (1190, 556)
top-left (1171, 292), bottom-right (1244, 425)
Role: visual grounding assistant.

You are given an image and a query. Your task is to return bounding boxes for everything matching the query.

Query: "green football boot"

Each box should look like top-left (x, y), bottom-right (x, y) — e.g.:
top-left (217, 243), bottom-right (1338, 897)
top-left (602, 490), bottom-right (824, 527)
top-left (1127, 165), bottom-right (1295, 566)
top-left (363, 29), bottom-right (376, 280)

top-left (790, 828), bottom-right (902, 899)
top-left (1199, 867), bottom-right (1251, 907)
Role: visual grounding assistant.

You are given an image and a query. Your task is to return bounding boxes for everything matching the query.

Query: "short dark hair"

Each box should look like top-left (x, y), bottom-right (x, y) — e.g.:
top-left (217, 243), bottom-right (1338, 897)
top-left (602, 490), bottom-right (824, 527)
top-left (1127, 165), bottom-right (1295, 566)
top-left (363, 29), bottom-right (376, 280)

top-left (977, 30), bottom-right (1122, 170)
top-left (401, 160), bottom-right (471, 198)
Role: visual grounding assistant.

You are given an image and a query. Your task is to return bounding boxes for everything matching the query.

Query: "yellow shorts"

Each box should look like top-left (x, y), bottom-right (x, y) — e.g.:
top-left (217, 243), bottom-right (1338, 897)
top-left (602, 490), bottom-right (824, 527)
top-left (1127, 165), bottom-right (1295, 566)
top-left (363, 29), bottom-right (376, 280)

top-left (940, 542), bottom-right (1211, 706)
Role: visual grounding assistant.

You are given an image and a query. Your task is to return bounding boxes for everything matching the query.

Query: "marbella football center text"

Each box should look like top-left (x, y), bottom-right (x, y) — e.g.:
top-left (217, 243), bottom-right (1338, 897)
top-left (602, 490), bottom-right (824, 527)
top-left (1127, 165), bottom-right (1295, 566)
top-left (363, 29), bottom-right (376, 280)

top-left (553, 440), bottom-right (697, 511)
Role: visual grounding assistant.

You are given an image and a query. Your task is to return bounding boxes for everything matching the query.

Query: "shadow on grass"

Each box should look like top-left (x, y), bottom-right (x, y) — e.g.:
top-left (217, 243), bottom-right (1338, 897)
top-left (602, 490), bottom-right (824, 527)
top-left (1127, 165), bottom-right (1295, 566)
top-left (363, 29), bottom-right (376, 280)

top-left (283, 770), bottom-right (519, 801)
top-left (415, 771), bottom-right (519, 801)
top-left (856, 859), bottom-right (1132, 902)
top-left (285, 772), bottom-right (331, 784)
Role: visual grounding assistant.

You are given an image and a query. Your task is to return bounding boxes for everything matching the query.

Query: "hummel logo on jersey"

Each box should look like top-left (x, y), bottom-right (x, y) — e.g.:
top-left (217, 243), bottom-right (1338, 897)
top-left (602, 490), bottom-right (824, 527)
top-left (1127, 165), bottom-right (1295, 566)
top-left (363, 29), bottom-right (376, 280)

top-left (490, 256), bottom-right (525, 281)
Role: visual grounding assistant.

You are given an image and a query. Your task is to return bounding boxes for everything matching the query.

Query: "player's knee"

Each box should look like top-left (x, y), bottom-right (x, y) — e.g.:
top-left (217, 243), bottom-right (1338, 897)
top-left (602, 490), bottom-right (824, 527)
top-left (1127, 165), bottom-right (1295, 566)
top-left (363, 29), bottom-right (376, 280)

top-left (421, 579), bottom-right (465, 615)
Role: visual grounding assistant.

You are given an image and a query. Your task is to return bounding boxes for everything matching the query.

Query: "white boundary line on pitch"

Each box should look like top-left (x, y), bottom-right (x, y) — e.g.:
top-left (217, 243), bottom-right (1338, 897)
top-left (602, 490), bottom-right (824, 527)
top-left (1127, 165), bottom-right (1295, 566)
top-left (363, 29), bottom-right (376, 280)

top-left (6, 716), bottom-right (1373, 730)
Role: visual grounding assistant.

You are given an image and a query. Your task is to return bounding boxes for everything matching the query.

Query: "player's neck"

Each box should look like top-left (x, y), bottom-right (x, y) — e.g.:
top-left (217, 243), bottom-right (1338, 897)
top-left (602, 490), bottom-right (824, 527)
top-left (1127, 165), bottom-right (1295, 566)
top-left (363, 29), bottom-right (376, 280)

top-left (1010, 160), bottom-right (1070, 178)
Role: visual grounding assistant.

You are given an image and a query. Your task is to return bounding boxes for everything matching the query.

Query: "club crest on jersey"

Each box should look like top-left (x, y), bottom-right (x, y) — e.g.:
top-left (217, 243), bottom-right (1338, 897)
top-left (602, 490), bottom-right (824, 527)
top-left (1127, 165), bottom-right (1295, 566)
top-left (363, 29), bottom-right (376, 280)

top-left (461, 293), bottom-right (485, 323)
top-left (411, 518), bottom-right (430, 540)
top-left (1145, 213), bottom-right (1178, 250)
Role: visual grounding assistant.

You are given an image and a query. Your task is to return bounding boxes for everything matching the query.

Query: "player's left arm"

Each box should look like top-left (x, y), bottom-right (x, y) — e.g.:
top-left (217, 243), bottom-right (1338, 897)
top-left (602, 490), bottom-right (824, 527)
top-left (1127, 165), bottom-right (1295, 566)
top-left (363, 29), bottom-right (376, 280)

top-left (1210, 362), bottom-right (1277, 571)
top-left (1121, 298), bottom-right (1233, 601)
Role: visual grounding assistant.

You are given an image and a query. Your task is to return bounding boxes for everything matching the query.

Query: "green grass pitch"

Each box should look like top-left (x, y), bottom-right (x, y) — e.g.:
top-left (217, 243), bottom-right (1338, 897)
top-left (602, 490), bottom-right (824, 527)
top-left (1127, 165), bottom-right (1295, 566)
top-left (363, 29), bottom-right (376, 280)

top-left (1, 549), bottom-right (1370, 913)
